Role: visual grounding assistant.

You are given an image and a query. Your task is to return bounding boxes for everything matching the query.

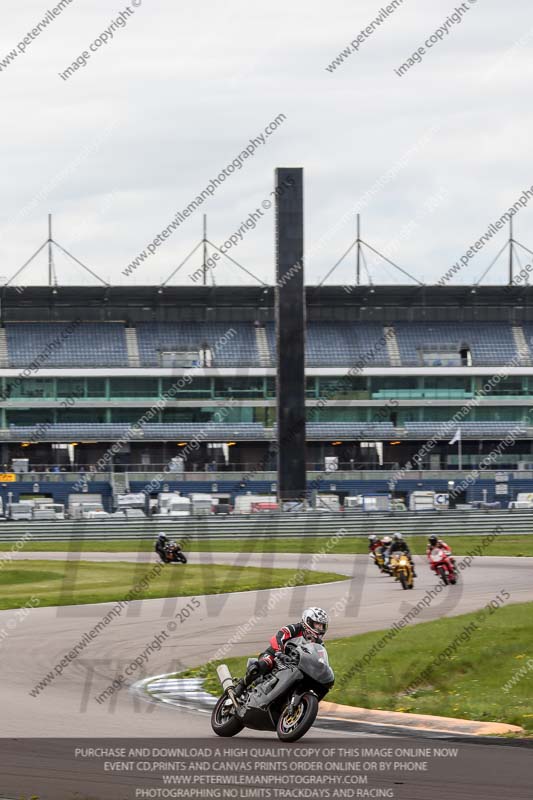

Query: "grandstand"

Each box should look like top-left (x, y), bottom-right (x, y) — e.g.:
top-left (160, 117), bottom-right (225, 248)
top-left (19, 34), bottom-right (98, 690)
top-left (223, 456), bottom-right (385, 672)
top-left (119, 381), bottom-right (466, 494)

top-left (4, 322), bottom-right (128, 368)
top-left (1, 318), bottom-right (531, 368)
top-left (1, 283), bottom-right (533, 508)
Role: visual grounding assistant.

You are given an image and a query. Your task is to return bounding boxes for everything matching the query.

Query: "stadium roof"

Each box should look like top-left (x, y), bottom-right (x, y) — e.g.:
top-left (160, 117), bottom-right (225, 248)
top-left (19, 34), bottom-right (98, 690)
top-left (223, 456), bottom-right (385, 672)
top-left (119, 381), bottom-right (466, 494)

top-left (2, 284), bottom-right (533, 322)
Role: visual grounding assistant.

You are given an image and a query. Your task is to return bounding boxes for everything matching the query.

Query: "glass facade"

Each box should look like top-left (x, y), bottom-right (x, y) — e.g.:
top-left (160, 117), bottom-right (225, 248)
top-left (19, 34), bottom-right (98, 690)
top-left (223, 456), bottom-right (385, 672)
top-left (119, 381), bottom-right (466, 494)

top-left (3, 375), bottom-right (533, 402)
top-left (5, 378), bottom-right (55, 398)
top-left (1, 376), bottom-right (532, 427)
top-left (109, 379), bottom-right (159, 398)
top-left (308, 407), bottom-right (368, 422)
top-left (317, 377), bottom-right (368, 399)
top-left (56, 378), bottom-right (86, 398)
top-left (161, 377), bottom-right (212, 398)
top-left (214, 377), bottom-right (264, 398)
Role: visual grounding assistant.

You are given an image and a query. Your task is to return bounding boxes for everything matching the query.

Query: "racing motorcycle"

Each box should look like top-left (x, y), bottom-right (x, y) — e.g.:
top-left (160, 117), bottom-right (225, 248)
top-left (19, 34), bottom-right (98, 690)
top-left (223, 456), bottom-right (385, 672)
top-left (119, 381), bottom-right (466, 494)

top-left (429, 547), bottom-right (457, 585)
top-left (211, 640), bottom-right (334, 742)
top-left (160, 541), bottom-right (187, 564)
top-left (372, 550), bottom-right (392, 575)
top-left (390, 552), bottom-right (414, 590)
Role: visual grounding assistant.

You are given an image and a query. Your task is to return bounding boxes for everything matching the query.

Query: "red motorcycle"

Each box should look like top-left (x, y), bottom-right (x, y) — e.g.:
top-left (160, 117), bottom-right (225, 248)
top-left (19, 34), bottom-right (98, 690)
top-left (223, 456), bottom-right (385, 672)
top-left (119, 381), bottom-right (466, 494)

top-left (161, 542), bottom-right (187, 564)
top-left (429, 547), bottom-right (456, 585)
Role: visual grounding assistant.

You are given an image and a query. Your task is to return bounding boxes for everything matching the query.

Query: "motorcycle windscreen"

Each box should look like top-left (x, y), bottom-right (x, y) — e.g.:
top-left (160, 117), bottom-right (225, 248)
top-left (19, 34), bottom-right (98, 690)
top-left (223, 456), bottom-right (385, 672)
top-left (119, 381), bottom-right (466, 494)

top-left (297, 643), bottom-right (334, 684)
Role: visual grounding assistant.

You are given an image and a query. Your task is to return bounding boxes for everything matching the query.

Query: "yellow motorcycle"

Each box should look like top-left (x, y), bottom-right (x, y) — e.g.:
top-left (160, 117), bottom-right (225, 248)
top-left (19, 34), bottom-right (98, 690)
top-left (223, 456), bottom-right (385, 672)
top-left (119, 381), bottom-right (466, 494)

top-left (372, 550), bottom-right (391, 575)
top-left (390, 552), bottom-right (414, 590)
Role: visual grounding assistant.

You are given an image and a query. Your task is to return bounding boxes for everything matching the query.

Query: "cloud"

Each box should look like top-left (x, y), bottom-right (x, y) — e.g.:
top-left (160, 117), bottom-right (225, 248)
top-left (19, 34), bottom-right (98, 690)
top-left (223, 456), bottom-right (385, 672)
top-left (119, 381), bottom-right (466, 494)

top-left (0, 0), bottom-right (532, 288)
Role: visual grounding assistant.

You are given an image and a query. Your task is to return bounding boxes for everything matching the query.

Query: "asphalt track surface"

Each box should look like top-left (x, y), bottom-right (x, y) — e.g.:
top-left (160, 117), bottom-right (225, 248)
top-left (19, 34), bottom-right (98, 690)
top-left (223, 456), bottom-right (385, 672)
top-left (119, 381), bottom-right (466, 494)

top-left (0, 553), bottom-right (532, 800)
top-left (1, 552), bottom-right (533, 739)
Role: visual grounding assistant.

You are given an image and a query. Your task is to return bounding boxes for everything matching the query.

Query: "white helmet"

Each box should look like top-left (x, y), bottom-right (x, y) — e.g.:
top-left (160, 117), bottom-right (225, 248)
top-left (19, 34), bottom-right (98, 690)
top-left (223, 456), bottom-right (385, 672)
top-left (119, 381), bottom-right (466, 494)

top-left (382, 536), bottom-right (392, 546)
top-left (393, 532), bottom-right (403, 541)
top-left (368, 534), bottom-right (377, 542)
top-left (301, 607), bottom-right (329, 642)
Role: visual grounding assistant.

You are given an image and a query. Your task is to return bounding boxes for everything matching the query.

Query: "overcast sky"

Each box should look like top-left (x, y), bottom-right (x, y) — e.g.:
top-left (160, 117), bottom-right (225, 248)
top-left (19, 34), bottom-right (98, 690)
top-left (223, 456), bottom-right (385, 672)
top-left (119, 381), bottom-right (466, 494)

top-left (0, 0), bottom-right (532, 288)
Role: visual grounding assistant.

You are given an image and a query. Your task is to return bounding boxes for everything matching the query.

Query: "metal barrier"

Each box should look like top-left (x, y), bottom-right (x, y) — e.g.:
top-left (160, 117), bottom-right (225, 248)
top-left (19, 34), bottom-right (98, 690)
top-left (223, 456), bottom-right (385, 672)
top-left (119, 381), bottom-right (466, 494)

top-left (0, 509), bottom-right (531, 542)
top-left (13, 468), bottom-right (533, 482)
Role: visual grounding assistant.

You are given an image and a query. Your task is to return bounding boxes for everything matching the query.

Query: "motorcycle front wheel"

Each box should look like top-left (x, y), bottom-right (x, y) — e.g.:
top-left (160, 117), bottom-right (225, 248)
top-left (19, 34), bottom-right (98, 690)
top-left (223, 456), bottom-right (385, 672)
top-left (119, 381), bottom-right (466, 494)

top-left (276, 693), bottom-right (319, 742)
top-left (211, 693), bottom-right (243, 737)
top-left (177, 553), bottom-right (187, 563)
top-left (437, 566), bottom-right (449, 585)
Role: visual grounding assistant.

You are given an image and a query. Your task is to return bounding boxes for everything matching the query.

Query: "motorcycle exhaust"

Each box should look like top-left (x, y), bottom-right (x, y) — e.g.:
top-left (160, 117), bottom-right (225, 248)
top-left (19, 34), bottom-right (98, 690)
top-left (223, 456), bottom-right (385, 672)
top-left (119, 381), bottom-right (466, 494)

top-left (217, 664), bottom-right (235, 692)
top-left (216, 664), bottom-right (239, 710)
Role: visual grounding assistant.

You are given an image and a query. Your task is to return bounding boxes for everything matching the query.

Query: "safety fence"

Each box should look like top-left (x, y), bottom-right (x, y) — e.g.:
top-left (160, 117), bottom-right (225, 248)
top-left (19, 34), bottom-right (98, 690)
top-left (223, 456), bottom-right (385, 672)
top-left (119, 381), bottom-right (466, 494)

top-left (0, 508), bottom-right (531, 542)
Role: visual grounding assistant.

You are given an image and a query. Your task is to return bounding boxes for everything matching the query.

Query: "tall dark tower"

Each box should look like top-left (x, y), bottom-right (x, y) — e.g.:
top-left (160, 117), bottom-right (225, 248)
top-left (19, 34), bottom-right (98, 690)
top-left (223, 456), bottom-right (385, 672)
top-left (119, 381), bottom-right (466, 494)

top-left (275, 167), bottom-right (306, 503)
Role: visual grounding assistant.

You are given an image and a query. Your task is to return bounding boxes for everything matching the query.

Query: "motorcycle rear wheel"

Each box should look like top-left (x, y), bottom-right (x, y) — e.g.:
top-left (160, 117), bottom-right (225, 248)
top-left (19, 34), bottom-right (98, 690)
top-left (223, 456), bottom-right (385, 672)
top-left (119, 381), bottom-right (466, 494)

top-left (211, 693), bottom-right (244, 737)
top-left (276, 693), bottom-right (319, 742)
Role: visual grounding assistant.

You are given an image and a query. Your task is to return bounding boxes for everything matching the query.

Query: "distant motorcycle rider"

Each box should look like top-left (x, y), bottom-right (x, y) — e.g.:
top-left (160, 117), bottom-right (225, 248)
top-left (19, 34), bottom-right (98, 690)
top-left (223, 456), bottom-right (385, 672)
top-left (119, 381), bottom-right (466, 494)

top-left (386, 533), bottom-right (417, 577)
top-left (155, 533), bottom-right (168, 562)
top-left (426, 535), bottom-right (454, 572)
top-left (369, 534), bottom-right (385, 571)
top-left (233, 607), bottom-right (330, 698)
top-left (379, 535), bottom-right (392, 562)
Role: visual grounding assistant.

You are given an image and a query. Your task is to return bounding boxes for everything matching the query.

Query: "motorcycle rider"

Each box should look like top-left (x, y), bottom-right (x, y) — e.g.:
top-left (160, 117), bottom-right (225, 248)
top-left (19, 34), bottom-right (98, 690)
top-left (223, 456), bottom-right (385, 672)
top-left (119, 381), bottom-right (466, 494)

top-left (233, 607), bottom-right (329, 698)
top-left (426, 535), bottom-right (454, 572)
top-left (155, 533), bottom-right (169, 563)
top-left (369, 534), bottom-right (385, 570)
top-left (386, 532), bottom-right (417, 577)
top-left (376, 535), bottom-right (392, 572)
top-left (379, 535), bottom-right (391, 555)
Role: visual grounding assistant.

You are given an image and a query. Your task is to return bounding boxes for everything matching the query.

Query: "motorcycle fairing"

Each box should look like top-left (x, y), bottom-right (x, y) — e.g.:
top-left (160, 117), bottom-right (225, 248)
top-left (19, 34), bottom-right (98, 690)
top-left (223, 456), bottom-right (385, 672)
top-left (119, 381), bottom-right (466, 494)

top-left (238, 666), bottom-right (302, 729)
top-left (235, 642), bottom-right (335, 731)
top-left (297, 643), bottom-right (334, 685)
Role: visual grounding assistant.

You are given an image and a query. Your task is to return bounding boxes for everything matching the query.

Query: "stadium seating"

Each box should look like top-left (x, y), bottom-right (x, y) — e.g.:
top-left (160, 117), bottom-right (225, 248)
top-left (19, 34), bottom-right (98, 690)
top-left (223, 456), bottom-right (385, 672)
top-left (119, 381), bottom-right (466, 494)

top-left (265, 322), bottom-right (389, 366)
top-left (306, 322), bottom-right (387, 366)
top-left (2, 420), bottom-right (526, 442)
top-left (2, 321), bottom-right (529, 368)
top-left (303, 422), bottom-right (396, 438)
top-left (2, 422), bottom-right (268, 441)
top-left (393, 323), bottom-right (520, 366)
top-left (135, 323), bottom-right (258, 367)
top-left (4, 323), bottom-right (127, 367)
top-left (402, 422), bottom-right (528, 438)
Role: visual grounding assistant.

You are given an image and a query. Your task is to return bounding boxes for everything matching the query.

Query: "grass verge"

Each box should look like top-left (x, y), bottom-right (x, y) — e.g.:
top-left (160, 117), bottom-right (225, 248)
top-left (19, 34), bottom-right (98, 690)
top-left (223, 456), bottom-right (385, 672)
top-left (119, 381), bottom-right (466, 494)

top-left (2, 533), bottom-right (533, 556)
top-left (178, 602), bottom-right (533, 734)
top-left (0, 561), bottom-right (345, 610)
